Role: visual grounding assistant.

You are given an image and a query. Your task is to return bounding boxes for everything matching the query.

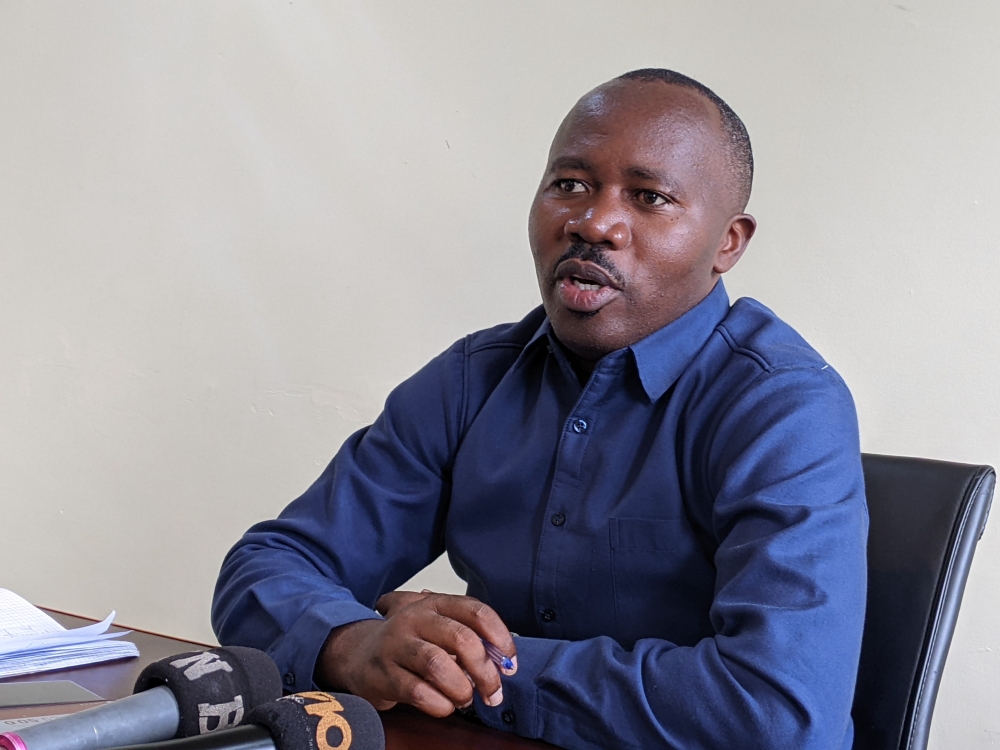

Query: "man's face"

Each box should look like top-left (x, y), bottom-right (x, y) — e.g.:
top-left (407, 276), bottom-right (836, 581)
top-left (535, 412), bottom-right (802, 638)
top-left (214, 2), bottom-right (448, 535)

top-left (528, 80), bottom-right (755, 361)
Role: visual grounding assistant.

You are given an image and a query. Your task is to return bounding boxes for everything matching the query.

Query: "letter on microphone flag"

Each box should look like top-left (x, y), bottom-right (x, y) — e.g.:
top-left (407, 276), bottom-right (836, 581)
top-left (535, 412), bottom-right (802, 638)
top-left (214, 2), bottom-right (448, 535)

top-left (303, 694), bottom-right (352, 750)
top-left (170, 652), bottom-right (234, 681)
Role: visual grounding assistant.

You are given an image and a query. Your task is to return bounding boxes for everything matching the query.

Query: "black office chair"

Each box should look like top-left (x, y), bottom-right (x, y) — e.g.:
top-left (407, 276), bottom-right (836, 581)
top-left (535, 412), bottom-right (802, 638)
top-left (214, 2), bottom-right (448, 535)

top-left (852, 454), bottom-right (995, 750)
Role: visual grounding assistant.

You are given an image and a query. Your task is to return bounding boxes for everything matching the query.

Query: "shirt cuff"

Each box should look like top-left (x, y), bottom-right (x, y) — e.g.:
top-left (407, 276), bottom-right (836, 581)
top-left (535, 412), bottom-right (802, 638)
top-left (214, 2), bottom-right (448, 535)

top-left (473, 635), bottom-right (556, 738)
top-left (269, 597), bottom-right (383, 693)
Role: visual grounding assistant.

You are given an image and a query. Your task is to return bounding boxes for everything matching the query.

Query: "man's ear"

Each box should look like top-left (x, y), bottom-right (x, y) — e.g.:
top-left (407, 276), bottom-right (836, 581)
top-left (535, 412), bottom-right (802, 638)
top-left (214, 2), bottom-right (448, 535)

top-left (713, 214), bottom-right (756, 274)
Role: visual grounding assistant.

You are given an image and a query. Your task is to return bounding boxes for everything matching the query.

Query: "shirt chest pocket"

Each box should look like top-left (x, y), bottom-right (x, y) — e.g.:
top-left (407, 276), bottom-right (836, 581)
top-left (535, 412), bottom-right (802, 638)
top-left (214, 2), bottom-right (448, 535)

top-left (609, 518), bottom-right (715, 648)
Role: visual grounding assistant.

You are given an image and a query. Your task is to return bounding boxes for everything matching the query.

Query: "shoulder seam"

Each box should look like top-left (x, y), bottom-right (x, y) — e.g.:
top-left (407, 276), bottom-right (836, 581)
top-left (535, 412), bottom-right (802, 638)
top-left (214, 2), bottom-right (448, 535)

top-left (458, 335), bottom-right (471, 439)
top-left (717, 325), bottom-right (773, 373)
top-left (458, 338), bottom-right (531, 438)
top-left (468, 341), bottom-right (528, 355)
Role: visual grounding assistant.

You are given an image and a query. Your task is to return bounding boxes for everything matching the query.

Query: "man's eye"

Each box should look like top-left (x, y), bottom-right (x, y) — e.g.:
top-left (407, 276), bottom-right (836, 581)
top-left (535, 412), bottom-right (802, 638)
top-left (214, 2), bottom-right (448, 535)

top-left (637, 190), bottom-right (668, 207)
top-left (555, 179), bottom-right (587, 194)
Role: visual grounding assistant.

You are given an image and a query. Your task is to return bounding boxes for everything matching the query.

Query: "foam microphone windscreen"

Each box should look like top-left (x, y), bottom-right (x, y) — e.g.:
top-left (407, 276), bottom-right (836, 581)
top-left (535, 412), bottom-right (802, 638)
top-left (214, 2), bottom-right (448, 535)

top-left (134, 647), bottom-right (282, 738)
top-left (247, 692), bottom-right (385, 750)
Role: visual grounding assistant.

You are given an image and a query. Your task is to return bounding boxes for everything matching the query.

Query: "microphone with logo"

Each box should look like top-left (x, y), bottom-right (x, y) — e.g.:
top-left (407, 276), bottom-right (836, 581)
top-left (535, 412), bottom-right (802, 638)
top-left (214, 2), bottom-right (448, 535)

top-left (106, 692), bottom-right (385, 750)
top-left (0, 647), bottom-right (281, 750)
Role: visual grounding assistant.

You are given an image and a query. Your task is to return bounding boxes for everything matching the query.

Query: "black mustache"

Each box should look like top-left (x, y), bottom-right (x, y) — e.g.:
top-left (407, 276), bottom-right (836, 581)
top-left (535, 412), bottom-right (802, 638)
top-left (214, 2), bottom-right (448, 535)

top-left (554, 243), bottom-right (626, 287)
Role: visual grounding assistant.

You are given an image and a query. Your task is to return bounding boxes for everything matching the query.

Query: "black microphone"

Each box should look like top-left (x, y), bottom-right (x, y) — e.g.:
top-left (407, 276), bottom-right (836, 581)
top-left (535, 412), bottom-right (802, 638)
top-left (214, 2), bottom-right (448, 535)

top-left (0, 647), bottom-right (281, 750)
top-left (107, 692), bottom-right (385, 750)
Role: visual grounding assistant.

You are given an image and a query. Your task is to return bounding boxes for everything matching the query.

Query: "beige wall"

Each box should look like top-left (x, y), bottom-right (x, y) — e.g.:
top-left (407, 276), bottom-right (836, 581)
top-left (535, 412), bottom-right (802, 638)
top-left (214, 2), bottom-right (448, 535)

top-left (2, 1), bottom-right (997, 745)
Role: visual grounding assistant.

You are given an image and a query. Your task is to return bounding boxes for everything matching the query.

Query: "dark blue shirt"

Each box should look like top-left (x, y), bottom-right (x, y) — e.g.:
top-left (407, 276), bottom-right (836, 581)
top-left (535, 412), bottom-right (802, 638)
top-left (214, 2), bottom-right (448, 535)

top-left (212, 281), bottom-right (867, 749)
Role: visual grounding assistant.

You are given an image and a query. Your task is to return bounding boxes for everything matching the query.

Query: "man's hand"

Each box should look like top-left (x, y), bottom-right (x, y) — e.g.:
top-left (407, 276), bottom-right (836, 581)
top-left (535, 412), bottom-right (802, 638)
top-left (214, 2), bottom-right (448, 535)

top-left (314, 591), bottom-right (517, 718)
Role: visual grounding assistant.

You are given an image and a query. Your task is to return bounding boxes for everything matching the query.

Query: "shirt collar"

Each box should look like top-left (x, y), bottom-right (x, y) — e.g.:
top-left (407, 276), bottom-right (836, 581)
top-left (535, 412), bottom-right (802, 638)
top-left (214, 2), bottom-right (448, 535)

top-left (629, 279), bottom-right (731, 401)
top-left (524, 315), bottom-right (553, 351)
top-left (524, 279), bottom-right (731, 401)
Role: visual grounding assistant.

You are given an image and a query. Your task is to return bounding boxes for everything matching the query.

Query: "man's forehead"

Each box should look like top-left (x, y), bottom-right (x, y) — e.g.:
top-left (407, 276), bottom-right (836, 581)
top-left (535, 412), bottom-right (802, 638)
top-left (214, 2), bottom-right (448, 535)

top-left (549, 80), bottom-right (724, 164)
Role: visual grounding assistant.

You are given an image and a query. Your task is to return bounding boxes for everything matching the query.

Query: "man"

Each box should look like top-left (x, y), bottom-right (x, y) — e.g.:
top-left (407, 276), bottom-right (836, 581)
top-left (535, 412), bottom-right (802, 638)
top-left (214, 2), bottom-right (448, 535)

top-left (213, 69), bottom-right (867, 749)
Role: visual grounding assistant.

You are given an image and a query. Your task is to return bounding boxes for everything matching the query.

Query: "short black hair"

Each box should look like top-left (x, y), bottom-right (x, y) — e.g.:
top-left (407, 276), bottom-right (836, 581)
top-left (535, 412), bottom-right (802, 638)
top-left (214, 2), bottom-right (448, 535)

top-left (617, 68), bottom-right (753, 210)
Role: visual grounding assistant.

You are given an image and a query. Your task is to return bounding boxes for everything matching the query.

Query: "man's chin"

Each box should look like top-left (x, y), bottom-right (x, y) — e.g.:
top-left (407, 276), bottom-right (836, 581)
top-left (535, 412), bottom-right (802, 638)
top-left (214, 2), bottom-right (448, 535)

top-left (548, 309), bottom-right (625, 362)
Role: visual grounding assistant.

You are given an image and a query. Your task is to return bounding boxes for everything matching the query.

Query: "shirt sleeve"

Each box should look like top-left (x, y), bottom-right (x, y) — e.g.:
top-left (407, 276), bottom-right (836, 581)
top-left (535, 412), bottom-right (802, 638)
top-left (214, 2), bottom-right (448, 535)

top-left (473, 366), bottom-right (868, 750)
top-left (211, 340), bottom-right (466, 693)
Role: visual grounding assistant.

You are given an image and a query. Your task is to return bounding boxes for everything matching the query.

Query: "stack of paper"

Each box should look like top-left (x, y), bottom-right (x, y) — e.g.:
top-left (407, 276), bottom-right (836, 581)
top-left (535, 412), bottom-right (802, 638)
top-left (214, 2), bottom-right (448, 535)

top-left (0, 589), bottom-right (139, 679)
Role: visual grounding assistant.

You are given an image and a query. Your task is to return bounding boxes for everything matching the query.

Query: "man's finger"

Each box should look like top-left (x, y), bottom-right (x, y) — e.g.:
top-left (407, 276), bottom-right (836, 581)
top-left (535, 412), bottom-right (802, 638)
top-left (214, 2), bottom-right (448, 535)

top-left (396, 640), bottom-right (480, 710)
top-left (366, 697), bottom-right (398, 712)
top-left (375, 589), bottom-right (430, 617)
top-left (427, 595), bottom-right (517, 672)
top-left (381, 661), bottom-right (459, 718)
top-left (416, 614), bottom-right (505, 706)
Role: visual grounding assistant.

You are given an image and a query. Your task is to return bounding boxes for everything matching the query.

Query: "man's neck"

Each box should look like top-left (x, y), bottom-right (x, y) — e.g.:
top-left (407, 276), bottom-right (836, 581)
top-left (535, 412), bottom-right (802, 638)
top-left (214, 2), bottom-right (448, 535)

top-left (550, 337), bottom-right (598, 385)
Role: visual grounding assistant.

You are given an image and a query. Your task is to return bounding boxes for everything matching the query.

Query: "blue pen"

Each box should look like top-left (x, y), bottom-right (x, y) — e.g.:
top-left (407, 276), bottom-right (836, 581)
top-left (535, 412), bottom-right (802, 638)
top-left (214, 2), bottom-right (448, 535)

top-left (482, 639), bottom-right (515, 672)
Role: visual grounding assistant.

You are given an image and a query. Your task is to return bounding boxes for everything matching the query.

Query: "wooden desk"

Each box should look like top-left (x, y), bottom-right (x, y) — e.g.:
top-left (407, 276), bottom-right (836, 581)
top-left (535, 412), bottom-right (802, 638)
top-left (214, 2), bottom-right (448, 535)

top-left (0, 612), bottom-right (552, 749)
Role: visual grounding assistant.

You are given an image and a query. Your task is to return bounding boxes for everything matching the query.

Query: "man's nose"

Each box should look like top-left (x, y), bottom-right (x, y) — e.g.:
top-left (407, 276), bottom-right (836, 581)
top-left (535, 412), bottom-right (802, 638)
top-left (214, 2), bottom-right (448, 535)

top-left (563, 196), bottom-right (631, 248)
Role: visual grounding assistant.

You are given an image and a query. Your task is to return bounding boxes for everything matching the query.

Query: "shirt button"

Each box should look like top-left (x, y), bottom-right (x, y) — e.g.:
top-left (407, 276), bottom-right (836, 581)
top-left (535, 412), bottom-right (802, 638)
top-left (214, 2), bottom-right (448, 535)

top-left (501, 709), bottom-right (515, 725)
top-left (283, 672), bottom-right (295, 687)
top-left (541, 609), bottom-right (556, 622)
top-left (550, 513), bottom-right (566, 527)
top-left (571, 418), bottom-right (588, 434)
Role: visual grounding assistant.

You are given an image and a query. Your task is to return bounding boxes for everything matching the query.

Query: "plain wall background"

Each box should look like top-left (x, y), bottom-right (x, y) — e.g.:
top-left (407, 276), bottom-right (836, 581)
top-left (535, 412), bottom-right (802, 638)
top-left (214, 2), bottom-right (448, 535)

top-left (2, 1), bottom-right (997, 745)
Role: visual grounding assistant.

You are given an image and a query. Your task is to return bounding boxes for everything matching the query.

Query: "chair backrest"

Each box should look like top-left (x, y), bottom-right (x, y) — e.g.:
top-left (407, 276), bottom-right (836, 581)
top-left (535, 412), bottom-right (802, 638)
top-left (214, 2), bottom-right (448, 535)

top-left (852, 454), bottom-right (995, 750)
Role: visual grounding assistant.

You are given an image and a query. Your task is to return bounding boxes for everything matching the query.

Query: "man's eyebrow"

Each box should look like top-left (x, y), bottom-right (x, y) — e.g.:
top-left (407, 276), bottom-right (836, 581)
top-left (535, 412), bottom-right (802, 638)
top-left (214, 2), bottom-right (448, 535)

top-left (548, 156), bottom-right (593, 173)
top-left (626, 165), bottom-right (676, 187)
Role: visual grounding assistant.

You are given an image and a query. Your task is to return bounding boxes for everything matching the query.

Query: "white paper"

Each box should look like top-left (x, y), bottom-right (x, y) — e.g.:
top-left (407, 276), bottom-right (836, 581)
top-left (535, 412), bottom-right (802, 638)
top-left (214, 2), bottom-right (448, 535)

top-left (0, 612), bottom-right (124, 655)
top-left (0, 589), bottom-right (64, 638)
top-left (0, 589), bottom-right (139, 678)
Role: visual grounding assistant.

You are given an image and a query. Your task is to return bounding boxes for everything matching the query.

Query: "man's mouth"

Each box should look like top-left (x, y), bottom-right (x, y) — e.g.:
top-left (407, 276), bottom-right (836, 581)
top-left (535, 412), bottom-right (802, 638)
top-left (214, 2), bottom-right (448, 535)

top-left (555, 258), bottom-right (621, 288)
top-left (553, 259), bottom-right (622, 314)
